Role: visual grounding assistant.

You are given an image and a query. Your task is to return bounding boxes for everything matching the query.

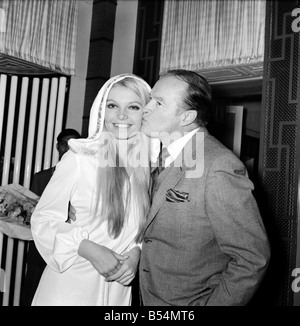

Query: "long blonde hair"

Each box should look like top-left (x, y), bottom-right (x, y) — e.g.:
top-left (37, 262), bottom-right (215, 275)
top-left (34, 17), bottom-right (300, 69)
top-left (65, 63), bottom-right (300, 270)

top-left (95, 78), bottom-right (151, 242)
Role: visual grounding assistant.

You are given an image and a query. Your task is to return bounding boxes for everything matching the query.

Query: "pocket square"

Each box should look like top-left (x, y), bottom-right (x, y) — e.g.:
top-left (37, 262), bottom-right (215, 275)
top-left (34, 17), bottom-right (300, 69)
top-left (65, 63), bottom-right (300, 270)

top-left (166, 189), bottom-right (189, 203)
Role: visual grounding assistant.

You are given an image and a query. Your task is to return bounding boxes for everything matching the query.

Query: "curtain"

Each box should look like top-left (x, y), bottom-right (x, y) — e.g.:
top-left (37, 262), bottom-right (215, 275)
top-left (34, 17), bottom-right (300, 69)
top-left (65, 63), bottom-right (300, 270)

top-left (0, 0), bottom-right (78, 75)
top-left (160, 0), bottom-right (266, 74)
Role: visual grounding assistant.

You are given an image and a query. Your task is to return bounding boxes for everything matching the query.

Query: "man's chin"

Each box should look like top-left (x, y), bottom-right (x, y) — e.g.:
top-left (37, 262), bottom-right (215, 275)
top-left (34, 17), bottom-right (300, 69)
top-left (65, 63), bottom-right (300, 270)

top-left (141, 128), bottom-right (161, 140)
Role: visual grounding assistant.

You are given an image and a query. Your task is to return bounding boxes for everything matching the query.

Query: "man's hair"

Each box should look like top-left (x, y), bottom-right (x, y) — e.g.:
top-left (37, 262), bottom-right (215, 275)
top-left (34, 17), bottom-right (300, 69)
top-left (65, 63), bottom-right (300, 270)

top-left (163, 69), bottom-right (212, 127)
top-left (57, 128), bottom-right (81, 143)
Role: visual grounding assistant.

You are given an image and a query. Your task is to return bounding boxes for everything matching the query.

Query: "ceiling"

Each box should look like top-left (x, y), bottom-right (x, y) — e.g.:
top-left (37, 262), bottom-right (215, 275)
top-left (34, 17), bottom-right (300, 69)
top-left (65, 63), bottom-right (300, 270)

top-left (197, 61), bottom-right (264, 97)
top-left (0, 53), bottom-right (65, 76)
top-left (210, 77), bottom-right (263, 98)
top-left (0, 53), bottom-right (264, 98)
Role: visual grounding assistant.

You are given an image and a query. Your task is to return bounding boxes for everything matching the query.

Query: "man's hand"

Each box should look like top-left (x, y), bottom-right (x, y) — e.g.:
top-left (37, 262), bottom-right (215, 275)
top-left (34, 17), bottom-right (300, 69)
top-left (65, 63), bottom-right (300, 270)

top-left (105, 246), bottom-right (141, 285)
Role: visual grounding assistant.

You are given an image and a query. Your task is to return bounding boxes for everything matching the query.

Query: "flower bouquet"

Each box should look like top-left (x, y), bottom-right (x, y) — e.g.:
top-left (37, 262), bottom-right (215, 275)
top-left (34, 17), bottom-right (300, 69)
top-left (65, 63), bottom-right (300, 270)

top-left (0, 184), bottom-right (39, 225)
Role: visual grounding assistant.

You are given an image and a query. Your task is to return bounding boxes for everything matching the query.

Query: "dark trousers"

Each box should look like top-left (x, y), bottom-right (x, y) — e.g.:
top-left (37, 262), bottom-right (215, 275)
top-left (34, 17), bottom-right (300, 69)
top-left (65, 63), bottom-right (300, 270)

top-left (20, 242), bottom-right (46, 306)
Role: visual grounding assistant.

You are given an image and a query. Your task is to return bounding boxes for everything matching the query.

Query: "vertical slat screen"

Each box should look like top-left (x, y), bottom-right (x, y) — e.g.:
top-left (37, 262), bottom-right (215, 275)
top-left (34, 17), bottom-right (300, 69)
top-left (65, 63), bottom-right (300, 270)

top-left (0, 75), bottom-right (7, 148)
top-left (13, 240), bottom-right (25, 305)
top-left (2, 237), bottom-right (13, 306)
top-left (23, 78), bottom-right (40, 189)
top-left (35, 79), bottom-right (50, 174)
top-left (52, 77), bottom-right (67, 165)
top-left (0, 73), bottom-right (70, 306)
top-left (44, 78), bottom-right (58, 170)
top-left (2, 76), bottom-right (18, 186)
top-left (13, 77), bottom-right (29, 183)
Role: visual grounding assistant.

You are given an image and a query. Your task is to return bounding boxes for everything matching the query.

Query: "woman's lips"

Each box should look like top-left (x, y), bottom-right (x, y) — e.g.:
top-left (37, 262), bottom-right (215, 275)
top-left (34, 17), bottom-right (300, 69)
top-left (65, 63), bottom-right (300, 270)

top-left (113, 123), bottom-right (132, 128)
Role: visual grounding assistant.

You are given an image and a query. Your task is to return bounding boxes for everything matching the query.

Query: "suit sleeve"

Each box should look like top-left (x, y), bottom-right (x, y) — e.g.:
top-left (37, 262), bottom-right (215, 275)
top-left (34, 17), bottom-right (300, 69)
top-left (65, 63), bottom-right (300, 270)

top-left (30, 173), bottom-right (40, 195)
top-left (30, 169), bottom-right (53, 197)
top-left (30, 151), bottom-right (89, 273)
top-left (204, 153), bottom-right (270, 306)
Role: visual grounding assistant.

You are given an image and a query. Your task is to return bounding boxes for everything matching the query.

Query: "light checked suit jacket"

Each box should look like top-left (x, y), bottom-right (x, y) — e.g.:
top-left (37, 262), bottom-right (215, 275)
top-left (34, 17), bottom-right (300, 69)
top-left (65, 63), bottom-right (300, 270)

top-left (139, 130), bottom-right (270, 306)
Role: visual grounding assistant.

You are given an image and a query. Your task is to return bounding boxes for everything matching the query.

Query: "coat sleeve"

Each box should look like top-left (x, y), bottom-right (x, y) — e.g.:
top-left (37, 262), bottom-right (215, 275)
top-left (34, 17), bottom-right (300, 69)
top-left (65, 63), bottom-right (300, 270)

top-left (30, 151), bottom-right (89, 273)
top-left (204, 153), bottom-right (270, 306)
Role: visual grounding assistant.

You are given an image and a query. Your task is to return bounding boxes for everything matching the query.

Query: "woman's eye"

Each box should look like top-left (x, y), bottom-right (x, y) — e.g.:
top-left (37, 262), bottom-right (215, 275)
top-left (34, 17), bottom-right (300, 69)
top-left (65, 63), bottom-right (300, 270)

top-left (107, 103), bottom-right (117, 109)
top-left (129, 105), bottom-right (141, 110)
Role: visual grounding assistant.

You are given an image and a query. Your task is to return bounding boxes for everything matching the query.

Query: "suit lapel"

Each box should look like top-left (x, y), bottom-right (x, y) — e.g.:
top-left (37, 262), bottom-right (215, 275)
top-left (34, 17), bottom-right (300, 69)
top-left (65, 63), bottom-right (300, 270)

top-left (146, 166), bottom-right (185, 229)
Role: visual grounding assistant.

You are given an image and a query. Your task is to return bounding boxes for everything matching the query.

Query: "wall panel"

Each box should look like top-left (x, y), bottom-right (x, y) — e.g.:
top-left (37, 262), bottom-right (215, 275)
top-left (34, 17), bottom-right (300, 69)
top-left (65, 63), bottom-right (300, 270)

top-left (133, 0), bottom-right (164, 87)
top-left (258, 0), bottom-right (300, 306)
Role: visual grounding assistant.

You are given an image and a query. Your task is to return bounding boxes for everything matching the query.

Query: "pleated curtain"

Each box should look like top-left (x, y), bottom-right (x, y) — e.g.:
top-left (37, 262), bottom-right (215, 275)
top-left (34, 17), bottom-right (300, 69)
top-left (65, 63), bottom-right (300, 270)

top-left (160, 0), bottom-right (266, 74)
top-left (0, 0), bottom-right (78, 75)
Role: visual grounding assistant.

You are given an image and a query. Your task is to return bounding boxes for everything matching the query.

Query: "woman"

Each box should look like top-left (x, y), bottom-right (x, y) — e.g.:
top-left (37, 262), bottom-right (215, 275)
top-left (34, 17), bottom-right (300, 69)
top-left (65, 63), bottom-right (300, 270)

top-left (30, 73), bottom-right (152, 306)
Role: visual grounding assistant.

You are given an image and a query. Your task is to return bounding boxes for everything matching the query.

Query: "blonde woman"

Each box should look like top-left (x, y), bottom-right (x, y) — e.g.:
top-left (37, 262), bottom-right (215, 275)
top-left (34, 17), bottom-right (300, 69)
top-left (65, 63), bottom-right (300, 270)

top-left (30, 74), bottom-right (151, 306)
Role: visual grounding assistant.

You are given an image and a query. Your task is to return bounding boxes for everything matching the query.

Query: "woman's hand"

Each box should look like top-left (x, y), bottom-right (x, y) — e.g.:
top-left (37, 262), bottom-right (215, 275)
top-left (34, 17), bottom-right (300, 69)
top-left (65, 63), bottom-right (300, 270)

top-left (105, 246), bottom-right (141, 285)
top-left (78, 239), bottom-right (128, 278)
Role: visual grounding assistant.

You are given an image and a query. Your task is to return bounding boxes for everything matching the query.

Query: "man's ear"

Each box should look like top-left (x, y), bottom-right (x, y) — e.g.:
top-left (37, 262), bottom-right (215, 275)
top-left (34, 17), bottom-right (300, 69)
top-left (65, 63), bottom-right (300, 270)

top-left (180, 110), bottom-right (197, 126)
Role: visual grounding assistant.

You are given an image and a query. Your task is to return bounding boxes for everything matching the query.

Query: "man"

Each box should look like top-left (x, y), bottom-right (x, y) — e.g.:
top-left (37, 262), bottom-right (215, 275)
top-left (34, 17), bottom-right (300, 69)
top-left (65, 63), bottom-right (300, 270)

top-left (20, 128), bottom-right (81, 306)
top-left (139, 69), bottom-right (270, 306)
top-left (29, 129), bottom-right (81, 196)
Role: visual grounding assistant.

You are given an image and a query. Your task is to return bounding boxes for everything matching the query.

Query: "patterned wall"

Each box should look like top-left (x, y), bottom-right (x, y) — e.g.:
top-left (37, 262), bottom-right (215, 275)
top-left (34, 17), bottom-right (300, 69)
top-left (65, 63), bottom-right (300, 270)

top-left (133, 0), bottom-right (164, 87)
top-left (258, 0), bottom-right (300, 306)
top-left (82, 0), bottom-right (117, 137)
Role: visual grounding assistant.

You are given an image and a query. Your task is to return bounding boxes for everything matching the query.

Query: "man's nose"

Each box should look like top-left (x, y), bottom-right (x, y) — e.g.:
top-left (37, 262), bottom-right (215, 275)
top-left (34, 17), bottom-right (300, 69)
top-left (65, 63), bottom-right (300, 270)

top-left (143, 103), bottom-right (152, 116)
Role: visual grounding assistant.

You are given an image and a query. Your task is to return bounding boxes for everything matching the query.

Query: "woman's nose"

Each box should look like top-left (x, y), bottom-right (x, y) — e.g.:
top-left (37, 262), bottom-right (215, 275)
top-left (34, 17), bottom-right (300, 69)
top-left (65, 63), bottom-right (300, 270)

top-left (118, 109), bottom-right (128, 120)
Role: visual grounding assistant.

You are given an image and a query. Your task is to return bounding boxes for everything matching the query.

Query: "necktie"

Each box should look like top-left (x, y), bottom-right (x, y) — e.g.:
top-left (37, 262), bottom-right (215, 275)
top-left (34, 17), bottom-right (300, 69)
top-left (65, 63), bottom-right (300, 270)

top-left (150, 146), bottom-right (170, 199)
top-left (159, 146), bottom-right (170, 173)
